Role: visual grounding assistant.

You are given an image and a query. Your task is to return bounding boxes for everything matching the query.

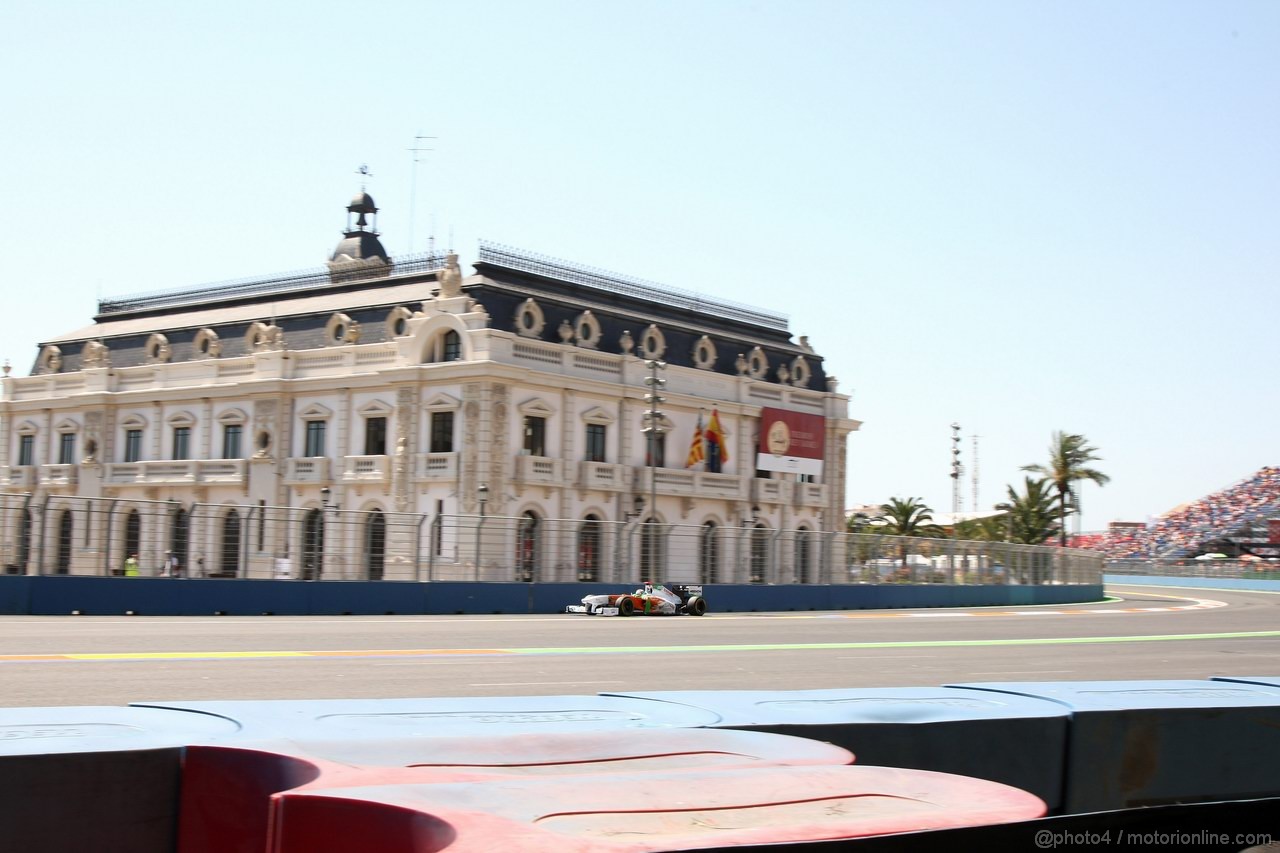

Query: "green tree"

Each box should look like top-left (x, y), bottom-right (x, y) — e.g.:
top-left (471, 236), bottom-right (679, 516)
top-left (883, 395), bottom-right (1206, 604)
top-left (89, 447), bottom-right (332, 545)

top-left (1021, 431), bottom-right (1111, 546)
top-left (878, 497), bottom-right (944, 538)
top-left (878, 497), bottom-right (943, 580)
top-left (953, 515), bottom-right (1010, 543)
top-left (996, 477), bottom-right (1061, 545)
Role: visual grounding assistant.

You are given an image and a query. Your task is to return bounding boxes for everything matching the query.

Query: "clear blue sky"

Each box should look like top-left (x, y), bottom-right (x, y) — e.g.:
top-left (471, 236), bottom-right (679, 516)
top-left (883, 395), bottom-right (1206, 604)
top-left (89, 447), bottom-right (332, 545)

top-left (3, 1), bottom-right (1277, 529)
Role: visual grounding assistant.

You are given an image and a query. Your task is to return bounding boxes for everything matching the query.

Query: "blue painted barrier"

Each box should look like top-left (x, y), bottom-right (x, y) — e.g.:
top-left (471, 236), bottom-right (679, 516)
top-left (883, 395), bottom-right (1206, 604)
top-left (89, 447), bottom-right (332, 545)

top-left (599, 687), bottom-right (1071, 810)
top-left (0, 575), bottom-right (1105, 616)
top-left (4, 678), bottom-right (1280, 846)
top-left (131, 695), bottom-right (722, 740)
top-left (1107, 573), bottom-right (1280, 592)
top-left (0, 706), bottom-right (242, 853)
top-left (952, 679), bottom-right (1280, 813)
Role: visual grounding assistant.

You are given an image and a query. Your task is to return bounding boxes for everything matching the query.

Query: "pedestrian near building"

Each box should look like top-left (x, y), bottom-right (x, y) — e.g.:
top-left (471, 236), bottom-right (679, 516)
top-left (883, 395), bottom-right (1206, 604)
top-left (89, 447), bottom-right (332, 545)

top-left (123, 554), bottom-right (140, 577)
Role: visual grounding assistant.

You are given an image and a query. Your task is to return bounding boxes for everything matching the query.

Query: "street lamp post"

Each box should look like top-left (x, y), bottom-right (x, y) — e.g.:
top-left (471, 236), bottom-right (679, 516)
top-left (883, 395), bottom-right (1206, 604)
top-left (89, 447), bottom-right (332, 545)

top-left (475, 483), bottom-right (488, 582)
top-left (641, 360), bottom-right (666, 584)
top-left (319, 487), bottom-right (338, 580)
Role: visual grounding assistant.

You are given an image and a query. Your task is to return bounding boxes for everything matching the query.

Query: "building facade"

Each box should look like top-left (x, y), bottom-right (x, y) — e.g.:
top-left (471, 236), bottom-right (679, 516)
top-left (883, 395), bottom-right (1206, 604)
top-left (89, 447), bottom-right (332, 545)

top-left (0, 192), bottom-right (859, 583)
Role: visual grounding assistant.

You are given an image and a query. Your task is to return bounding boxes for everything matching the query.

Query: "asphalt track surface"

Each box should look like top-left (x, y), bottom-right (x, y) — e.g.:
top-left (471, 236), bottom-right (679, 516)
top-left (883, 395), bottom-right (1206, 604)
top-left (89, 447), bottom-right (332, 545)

top-left (1, 583), bottom-right (1277, 708)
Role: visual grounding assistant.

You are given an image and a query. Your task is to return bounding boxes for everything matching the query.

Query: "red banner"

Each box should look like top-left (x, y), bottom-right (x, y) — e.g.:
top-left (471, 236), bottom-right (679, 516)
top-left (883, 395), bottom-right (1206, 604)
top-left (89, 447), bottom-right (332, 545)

top-left (756, 408), bottom-right (825, 476)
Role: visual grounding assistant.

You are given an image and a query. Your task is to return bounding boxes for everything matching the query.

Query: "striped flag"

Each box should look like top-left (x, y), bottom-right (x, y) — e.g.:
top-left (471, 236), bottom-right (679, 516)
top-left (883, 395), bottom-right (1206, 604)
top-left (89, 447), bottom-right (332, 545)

top-left (706, 408), bottom-right (729, 473)
top-left (686, 411), bottom-right (706, 469)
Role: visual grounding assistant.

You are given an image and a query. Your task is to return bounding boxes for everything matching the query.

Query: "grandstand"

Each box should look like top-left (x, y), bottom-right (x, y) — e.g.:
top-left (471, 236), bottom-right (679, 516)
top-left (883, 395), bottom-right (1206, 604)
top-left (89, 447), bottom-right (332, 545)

top-left (1075, 466), bottom-right (1280, 559)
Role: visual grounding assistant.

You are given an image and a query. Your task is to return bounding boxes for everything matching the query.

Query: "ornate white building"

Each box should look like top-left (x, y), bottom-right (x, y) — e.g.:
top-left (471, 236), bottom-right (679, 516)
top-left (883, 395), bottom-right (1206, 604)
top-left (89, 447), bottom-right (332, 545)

top-left (0, 192), bottom-right (859, 584)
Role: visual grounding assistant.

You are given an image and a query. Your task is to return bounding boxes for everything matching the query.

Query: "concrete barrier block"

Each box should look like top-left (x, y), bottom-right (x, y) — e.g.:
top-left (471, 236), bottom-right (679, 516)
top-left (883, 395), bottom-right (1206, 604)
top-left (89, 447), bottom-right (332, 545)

top-left (953, 679), bottom-right (1280, 812)
top-left (268, 764), bottom-right (1047, 852)
top-left (176, 729), bottom-right (854, 853)
top-left (0, 706), bottom-right (240, 853)
top-left (134, 694), bottom-right (721, 741)
top-left (600, 687), bottom-right (1070, 809)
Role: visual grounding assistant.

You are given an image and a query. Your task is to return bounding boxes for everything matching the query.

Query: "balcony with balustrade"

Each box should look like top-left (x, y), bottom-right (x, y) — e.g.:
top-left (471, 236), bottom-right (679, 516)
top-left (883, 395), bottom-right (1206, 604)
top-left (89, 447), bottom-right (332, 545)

top-left (414, 452), bottom-right (458, 482)
top-left (514, 454), bottom-right (562, 485)
top-left (341, 455), bottom-right (391, 484)
top-left (285, 457), bottom-right (332, 485)
top-left (38, 464), bottom-right (79, 487)
top-left (577, 461), bottom-right (629, 493)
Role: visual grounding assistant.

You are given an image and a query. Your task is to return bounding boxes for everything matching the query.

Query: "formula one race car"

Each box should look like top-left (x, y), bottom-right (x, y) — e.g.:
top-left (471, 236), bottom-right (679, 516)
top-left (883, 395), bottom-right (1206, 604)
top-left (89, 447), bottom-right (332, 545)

top-left (566, 583), bottom-right (708, 617)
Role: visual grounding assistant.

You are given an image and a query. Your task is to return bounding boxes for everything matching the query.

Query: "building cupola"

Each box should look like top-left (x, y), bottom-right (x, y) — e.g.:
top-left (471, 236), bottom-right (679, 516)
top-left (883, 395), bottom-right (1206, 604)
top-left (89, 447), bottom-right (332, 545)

top-left (328, 170), bottom-right (392, 280)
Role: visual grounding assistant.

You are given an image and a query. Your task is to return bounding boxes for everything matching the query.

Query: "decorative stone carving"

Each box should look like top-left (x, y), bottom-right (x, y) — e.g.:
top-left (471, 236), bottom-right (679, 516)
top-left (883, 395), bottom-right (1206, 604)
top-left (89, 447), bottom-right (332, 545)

top-left (515, 299), bottom-right (545, 338)
top-left (193, 328), bottom-right (222, 359)
top-left (557, 319), bottom-right (574, 343)
top-left (145, 334), bottom-right (172, 364)
top-left (776, 364), bottom-right (790, 384)
top-left (574, 311), bottom-right (602, 349)
top-left (439, 252), bottom-right (464, 298)
top-left (253, 399), bottom-right (278, 458)
top-left (247, 322), bottom-right (284, 352)
top-left (393, 386), bottom-right (415, 512)
top-left (692, 336), bottom-right (717, 370)
top-left (639, 325), bottom-right (666, 360)
top-left (84, 411), bottom-right (103, 464)
top-left (82, 340), bottom-right (110, 369)
top-left (386, 306), bottom-right (413, 338)
top-left (38, 345), bottom-right (62, 374)
top-left (735, 353), bottom-right (749, 376)
top-left (790, 356), bottom-right (811, 387)
top-left (619, 331), bottom-right (634, 355)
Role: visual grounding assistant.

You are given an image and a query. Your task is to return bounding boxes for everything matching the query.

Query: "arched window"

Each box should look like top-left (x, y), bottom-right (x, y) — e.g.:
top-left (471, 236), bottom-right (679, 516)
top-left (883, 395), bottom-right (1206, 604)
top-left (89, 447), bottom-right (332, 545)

top-left (302, 509), bottom-right (324, 581)
top-left (516, 512), bottom-right (539, 583)
top-left (15, 509), bottom-right (33, 574)
top-left (441, 330), bottom-right (462, 362)
top-left (365, 510), bottom-right (386, 581)
top-left (220, 509), bottom-right (242, 578)
top-left (577, 515), bottom-right (602, 582)
top-left (749, 524), bottom-right (769, 584)
top-left (795, 527), bottom-right (812, 584)
top-left (124, 510), bottom-right (142, 570)
top-left (639, 516), bottom-right (666, 582)
top-left (699, 521), bottom-right (720, 584)
top-left (56, 509), bottom-right (73, 575)
top-left (170, 507), bottom-right (190, 577)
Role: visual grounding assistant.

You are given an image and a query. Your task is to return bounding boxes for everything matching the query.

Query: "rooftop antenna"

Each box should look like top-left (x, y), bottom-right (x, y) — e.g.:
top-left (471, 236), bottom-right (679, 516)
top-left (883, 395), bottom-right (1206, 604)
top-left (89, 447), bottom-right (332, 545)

top-left (408, 135), bottom-right (436, 254)
top-left (950, 423), bottom-right (963, 514)
top-left (971, 433), bottom-right (980, 512)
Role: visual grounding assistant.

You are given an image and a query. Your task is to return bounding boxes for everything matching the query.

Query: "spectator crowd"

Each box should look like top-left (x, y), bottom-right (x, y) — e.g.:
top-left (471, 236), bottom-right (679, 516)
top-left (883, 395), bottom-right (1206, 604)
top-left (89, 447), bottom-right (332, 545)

top-left (1073, 466), bottom-right (1280, 559)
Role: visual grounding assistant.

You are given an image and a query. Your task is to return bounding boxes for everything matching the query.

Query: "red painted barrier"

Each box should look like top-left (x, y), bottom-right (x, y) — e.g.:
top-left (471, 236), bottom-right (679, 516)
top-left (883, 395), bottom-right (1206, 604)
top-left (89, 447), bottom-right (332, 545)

top-left (268, 765), bottom-right (1047, 852)
top-left (177, 729), bottom-right (855, 853)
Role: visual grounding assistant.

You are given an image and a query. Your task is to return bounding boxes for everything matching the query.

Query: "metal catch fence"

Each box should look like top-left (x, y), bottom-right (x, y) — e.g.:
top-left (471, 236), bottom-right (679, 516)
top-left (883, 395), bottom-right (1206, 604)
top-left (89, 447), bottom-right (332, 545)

top-left (0, 493), bottom-right (1103, 586)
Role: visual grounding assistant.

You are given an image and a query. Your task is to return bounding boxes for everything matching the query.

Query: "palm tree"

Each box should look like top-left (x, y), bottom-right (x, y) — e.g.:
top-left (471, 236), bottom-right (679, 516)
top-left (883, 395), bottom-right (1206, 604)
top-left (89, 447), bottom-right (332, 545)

top-left (1022, 431), bottom-right (1110, 546)
top-left (878, 497), bottom-right (943, 581)
top-left (953, 515), bottom-right (1010, 543)
top-left (996, 477), bottom-right (1061, 545)
top-left (878, 497), bottom-right (943, 538)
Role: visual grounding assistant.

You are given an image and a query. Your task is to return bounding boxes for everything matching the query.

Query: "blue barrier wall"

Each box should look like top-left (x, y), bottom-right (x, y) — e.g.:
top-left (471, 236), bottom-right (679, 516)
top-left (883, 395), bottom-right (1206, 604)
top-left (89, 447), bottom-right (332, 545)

top-left (1105, 574), bottom-right (1280, 592)
top-left (0, 576), bottom-right (1104, 616)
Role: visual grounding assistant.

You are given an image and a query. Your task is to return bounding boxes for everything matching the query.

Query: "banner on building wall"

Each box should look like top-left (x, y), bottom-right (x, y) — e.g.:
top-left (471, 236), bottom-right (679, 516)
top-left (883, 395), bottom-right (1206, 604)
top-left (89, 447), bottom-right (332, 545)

top-left (756, 407), bottom-right (825, 476)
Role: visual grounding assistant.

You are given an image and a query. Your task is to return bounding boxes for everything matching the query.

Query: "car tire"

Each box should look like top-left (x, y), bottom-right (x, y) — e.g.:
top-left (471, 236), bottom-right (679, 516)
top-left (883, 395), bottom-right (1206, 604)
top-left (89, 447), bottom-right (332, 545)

top-left (617, 597), bottom-right (635, 617)
top-left (686, 597), bottom-right (707, 616)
